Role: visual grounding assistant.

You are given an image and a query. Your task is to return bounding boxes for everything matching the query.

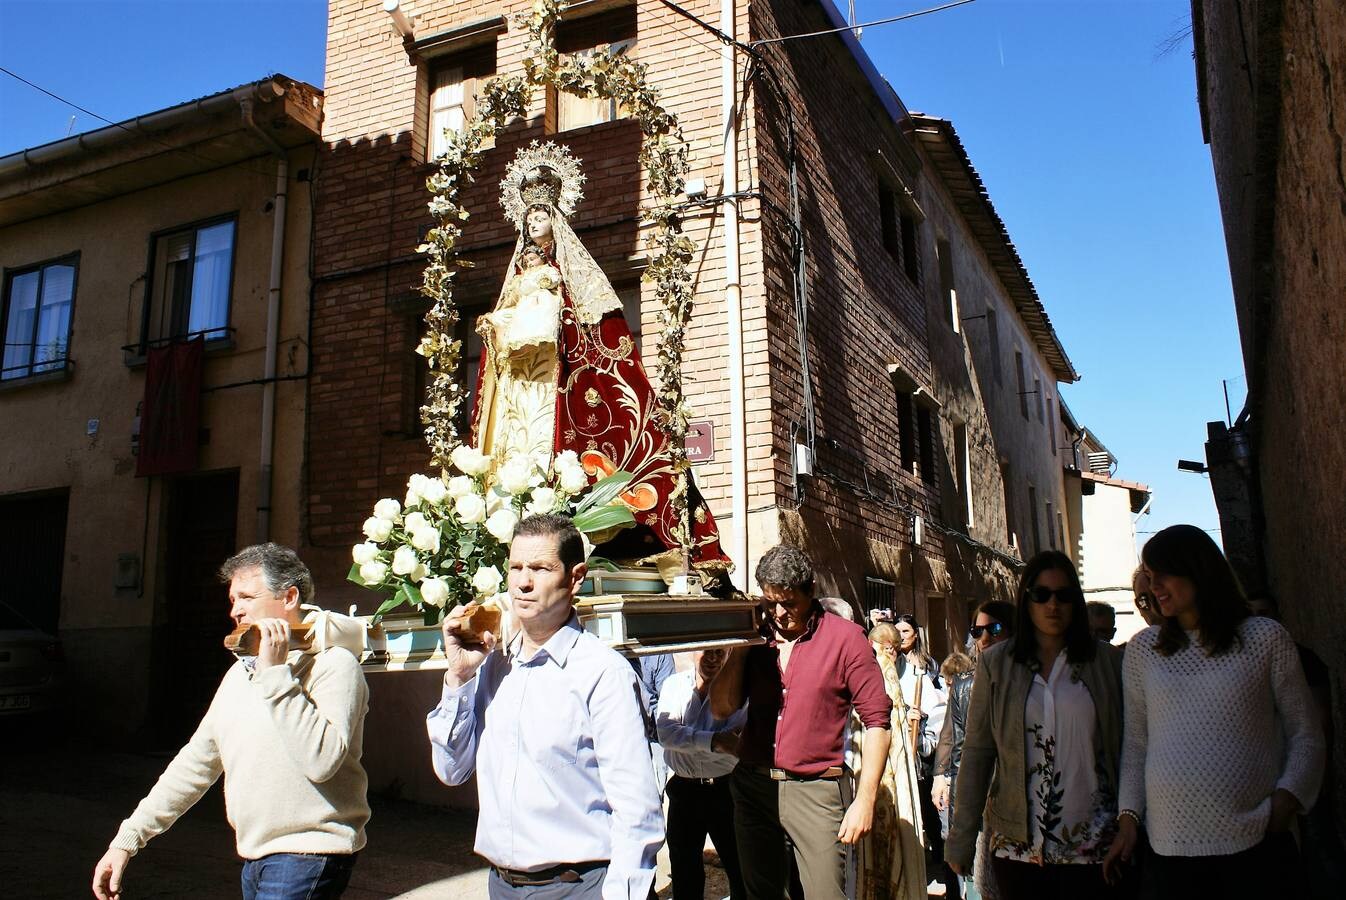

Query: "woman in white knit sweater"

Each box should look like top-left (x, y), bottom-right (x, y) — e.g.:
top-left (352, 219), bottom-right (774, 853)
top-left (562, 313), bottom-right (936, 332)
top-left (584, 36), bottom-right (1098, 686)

top-left (1104, 524), bottom-right (1325, 896)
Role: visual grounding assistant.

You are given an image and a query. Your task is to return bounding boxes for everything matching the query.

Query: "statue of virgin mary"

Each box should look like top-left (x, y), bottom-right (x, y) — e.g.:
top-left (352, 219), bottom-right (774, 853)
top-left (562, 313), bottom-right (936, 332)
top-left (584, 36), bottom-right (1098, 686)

top-left (472, 142), bottom-right (727, 570)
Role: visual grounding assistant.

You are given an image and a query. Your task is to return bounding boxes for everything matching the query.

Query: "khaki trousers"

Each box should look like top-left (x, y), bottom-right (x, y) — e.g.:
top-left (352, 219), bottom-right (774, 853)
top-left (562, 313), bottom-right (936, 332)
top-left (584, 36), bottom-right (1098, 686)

top-left (731, 763), bottom-right (847, 900)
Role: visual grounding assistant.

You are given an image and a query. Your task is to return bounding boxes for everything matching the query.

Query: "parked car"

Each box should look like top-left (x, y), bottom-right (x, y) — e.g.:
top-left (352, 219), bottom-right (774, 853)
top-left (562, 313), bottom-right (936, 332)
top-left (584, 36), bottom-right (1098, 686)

top-left (0, 628), bottom-right (65, 718)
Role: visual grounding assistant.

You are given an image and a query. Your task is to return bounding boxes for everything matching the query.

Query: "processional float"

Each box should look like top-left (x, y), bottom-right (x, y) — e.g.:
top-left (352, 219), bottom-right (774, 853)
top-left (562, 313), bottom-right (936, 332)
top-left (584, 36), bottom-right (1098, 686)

top-left (227, 0), bottom-right (761, 668)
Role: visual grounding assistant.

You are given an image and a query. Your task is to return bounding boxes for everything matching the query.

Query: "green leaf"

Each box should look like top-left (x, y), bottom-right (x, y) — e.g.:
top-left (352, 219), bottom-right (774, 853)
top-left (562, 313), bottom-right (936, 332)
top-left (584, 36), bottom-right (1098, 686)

top-left (573, 502), bottom-right (636, 533)
top-left (346, 563), bottom-right (366, 586)
top-left (372, 594), bottom-right (406, 622)
top-left (402, 579), bottom-right (425, 608)
top-left (586, 555), bottom-right (620, 572)
top-left (574, 470), bottom-right (634, 514)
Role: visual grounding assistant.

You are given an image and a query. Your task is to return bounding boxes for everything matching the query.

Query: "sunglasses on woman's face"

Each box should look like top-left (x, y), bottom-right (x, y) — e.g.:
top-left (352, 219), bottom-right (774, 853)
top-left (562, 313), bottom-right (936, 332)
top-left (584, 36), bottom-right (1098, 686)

top-left (1026, 586), bottom-right (1083, 605)
top-left (969, 622), bottom-right (1005, 639)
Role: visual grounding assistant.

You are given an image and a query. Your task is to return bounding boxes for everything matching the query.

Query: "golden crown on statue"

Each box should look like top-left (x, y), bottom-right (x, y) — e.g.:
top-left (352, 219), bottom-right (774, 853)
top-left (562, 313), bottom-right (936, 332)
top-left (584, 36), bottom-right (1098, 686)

top-left (500, 141), bottom-right (586, 227)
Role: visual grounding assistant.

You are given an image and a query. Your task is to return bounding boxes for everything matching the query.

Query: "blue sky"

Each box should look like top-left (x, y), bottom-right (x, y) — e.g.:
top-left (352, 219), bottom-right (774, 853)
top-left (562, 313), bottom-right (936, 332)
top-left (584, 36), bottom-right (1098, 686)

top-left (0, 0), bottom-right (1239, 541)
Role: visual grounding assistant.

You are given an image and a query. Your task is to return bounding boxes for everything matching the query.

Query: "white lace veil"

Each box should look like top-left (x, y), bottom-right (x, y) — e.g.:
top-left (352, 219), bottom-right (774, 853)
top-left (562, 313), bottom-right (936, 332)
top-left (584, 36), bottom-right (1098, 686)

top-left (496, 203), bottom-right (622, 325)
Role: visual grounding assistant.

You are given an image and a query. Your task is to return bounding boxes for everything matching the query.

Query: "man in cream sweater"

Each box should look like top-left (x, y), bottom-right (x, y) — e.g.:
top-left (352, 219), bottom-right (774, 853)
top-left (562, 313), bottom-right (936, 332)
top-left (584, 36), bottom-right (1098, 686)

top-left (92, 544), bottom-right (370, 900)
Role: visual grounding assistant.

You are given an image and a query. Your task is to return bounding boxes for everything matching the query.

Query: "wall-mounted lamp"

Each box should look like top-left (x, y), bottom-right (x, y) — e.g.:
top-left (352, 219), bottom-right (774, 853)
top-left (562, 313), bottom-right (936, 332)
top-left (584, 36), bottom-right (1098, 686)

top-left (384, 0), bottom-right (415, 39)
top-left (1177, 459), bottom-right (1208, 474)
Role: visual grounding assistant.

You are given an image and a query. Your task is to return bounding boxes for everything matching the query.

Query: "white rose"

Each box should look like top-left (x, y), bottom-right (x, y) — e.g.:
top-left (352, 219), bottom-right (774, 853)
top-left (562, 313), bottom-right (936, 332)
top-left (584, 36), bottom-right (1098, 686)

top-left (486, 591), bottom-right (511, 610)
top-left (419, 476), bottom-right (448, 505)
top-left (373, 498), bottom-right (402, 521)
top-left (471, 566), bottom-right (503, 596)
top-left (455, 493), bottom-right (487, 524)
top-left (496, 456), bottom-right (535, 496)
top-left (559, 465), bottom-right (589, 494)
top-left (403, 512), bottom-right (430, 534)
top-left (582, 533), bottom-right (595, 561)
top-left (526, 486), bottom-right (558, 516)
top-left (359, 560), bottom-right (388, 585)
top-left (404, 483), bottom-right (422, 508)
top-left (352, 542), bottom-right (380, 565)
top-left (391, 545), bottom-right (419, 576)
top-left (485, 508), bottom-right (520, 544)
top-left (420, 577), bottom-right (450, 608)
top-left (447, 475), bottom-right (475, 499)
top-left (410, 526), bottom-right (440, 554)
top-left (450, 445), bottom-right (491, 476)
top-left (362, 516), bottom-right (393, 542)
top-left (554, 450), bottom-right (580, 475)
top-left (410, 562), bottom-right (428, 583)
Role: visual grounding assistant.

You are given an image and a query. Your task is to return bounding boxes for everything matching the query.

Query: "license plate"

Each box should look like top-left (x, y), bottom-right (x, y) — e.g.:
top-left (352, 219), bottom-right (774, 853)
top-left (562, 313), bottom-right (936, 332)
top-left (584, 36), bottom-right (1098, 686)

top-left (0, 695), bottom-right (31, 710)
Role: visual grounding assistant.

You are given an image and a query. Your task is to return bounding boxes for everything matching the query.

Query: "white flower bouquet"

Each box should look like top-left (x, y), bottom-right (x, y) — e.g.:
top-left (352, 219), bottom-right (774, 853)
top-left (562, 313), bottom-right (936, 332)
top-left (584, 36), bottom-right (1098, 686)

top-left (348, 446), bottom-right (636, 623)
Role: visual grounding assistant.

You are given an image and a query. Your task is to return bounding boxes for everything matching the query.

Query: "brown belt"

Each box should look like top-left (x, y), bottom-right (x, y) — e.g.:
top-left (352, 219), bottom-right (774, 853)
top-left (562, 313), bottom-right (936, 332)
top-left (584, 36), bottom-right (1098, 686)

top-left (746, 763), bottom-right (845, 782)
top-left (491, 860), bottom-right (607, 887)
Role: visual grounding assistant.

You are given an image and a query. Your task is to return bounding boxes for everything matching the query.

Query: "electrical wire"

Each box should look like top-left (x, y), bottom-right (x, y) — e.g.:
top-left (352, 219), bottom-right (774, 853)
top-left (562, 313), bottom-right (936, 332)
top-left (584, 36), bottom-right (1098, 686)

top-left (750, 0), bottom-right (977, 46)
top-left (0, 64), bottom-right (289, 179)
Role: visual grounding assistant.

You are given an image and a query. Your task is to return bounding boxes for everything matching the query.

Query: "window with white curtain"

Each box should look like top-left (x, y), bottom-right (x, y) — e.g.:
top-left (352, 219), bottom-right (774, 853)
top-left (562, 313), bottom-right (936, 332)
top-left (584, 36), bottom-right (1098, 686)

top-left (2, 256), bottom-right (77, 380)
top-left (429, 65), bottom-right (466, 161)
top-left (556, 39), bottom-right (634, 131)
top-left (146, 217), bottom-right (236, 345)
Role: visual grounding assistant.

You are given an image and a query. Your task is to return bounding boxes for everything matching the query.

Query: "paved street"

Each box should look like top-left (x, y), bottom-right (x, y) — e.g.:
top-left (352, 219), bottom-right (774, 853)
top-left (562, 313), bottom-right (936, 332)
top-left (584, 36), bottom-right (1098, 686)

top-left (0, 729), bottom-right (725, 899)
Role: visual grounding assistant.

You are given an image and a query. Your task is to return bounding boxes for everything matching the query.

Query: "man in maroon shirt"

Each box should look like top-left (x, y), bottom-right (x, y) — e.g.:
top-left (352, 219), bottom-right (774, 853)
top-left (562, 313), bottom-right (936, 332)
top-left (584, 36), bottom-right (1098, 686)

top-left (710, 545), bottom-right (893, 900)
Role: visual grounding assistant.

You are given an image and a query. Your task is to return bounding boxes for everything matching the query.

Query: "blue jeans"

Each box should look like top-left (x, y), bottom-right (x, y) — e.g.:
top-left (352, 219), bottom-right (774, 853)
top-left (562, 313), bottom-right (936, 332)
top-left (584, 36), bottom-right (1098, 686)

top-left (240, 852), bottom-right (357, 900)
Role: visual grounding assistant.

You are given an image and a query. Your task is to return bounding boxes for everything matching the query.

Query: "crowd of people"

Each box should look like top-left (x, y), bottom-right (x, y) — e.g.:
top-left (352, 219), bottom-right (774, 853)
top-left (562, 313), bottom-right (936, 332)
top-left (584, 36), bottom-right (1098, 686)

top-left (91, 517), bottom-right (1330, 900)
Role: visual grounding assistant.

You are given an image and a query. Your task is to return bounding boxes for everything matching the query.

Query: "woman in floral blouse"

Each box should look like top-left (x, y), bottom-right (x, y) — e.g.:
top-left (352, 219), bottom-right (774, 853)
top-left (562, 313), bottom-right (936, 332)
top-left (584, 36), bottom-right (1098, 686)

top-left (946, 551), bottom-right (1125, 898)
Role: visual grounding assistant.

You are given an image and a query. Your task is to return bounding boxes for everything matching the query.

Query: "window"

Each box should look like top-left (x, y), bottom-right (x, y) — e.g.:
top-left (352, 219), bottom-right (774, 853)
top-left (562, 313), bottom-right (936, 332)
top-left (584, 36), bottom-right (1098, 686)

top-left (917, 405), bottom-right (936, 486)
top-left (0, 490), bottom-right (68, 633)
top-left (144, 218), bottom-right (236, 346)
top-left (1046, 499), bottom-right (1056, 548)
top-left (896, 393), bottom-right (915, 473)
top-left (619, 282), bottom-right (643, 352)
top-left (1028, 484), bottom-right (1041, 555)
top-left (937, 238), bottom-right (958, 332)
top-left (900, 207), bottom-right (921, 283)
top-left (1047, 394), bottom-right (1057, 456)
top-left (864, 576), bottom-right (897, 616)
top-left (425, 45), bottom-right (496, 162)
top-left (986, 307), bottom-right (1002, 384)
top-left (954, 422), bottom-right (973, 529)
top-left (3, 255), bottom-right (77, 381)
top-left (553, 5), bottom-right (637, 132)
top-left (880, 188), bottom-right (900, 259)
top-left (1001, 461), bottom-right (1017, 550)
top-left (1034, 377), bottom-right (1043, 422)
top-left (1015, 350), bottom-right (1028, 418)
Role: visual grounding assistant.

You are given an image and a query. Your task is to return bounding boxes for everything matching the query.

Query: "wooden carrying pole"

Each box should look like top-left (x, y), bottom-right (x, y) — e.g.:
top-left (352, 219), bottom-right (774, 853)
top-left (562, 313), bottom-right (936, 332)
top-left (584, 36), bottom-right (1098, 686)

top-left (223, 622), bottom-right (315, 657)
top-left (909, 672), bottom-right (923, 755)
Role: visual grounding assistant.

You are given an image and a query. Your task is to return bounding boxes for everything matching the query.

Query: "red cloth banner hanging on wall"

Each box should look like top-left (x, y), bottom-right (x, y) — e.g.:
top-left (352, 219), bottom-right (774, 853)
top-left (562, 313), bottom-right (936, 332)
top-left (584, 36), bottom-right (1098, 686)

top-left (136, 337), bottom-right (205, 477)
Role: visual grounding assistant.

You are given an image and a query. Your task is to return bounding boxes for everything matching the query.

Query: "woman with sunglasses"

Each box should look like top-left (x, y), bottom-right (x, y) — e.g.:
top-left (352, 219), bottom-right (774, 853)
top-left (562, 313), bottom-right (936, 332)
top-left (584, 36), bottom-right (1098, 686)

top-left (1103, 525), bottom-right (1324, 896)
top-left (947, 551), bottom-right (1125, 898)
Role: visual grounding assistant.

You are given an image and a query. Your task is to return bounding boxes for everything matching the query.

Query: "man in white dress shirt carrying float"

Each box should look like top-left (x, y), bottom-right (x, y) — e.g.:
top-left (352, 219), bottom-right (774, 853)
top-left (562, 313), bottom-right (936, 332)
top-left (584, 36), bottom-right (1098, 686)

top-left (426, 513), bottom-right (664, 899)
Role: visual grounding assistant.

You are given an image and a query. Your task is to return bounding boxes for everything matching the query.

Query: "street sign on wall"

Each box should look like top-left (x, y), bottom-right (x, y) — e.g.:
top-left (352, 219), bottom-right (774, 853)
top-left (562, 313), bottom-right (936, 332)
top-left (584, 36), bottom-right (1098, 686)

top-left (686, 420), bottom-right (715, 463)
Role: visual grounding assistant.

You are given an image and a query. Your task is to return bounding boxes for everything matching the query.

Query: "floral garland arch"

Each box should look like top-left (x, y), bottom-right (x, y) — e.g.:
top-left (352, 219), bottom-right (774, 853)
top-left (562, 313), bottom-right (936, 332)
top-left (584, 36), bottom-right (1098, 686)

top-left (415, 0), bottom-right (697, 554)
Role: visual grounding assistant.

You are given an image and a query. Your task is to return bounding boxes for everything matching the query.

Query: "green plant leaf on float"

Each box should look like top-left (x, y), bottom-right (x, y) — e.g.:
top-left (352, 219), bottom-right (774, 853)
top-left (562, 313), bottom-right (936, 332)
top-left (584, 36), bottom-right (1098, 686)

top-left (586, 555), bottom-right (620, 572)
top-left (372, 593), bottom-right (406, 623)
top-left (573, 502), bottom-right (636, 533)
top-left (574, 470), bottom-right (634, 514)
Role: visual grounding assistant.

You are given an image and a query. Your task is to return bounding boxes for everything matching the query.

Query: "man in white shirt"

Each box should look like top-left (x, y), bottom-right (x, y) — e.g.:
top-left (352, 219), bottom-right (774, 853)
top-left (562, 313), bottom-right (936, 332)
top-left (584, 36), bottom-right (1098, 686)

top-left (426, 514), bottom-right (664, 899)
top-left (656, 648), bottom-right (748, 900)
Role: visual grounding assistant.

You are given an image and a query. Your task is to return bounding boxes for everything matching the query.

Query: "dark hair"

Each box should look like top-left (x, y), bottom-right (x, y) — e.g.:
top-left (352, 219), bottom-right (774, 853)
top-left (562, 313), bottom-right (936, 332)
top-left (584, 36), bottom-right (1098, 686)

top-left (755, 545), bottom-right (815, 595)
top-left (1010, 550), bottom-right (1096, 666)
top-left (219, 543), bottom-right (314, 606)
top-left (514, 513), bottom-right (586, 571)
top-left (894, 614), bottom-right (937, 674)
top-left (976, 600), bottom-right (1016, 632)
top-left (1086, 601), bottom-right (1116, 627)
top-left (1141, 524), bottom-right (1247, 657)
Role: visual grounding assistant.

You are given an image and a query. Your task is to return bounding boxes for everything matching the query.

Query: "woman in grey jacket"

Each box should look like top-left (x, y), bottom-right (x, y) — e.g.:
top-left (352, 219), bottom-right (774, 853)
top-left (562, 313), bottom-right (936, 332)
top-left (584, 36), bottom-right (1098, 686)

top-left (946, 551), bottom-right (1125, 899)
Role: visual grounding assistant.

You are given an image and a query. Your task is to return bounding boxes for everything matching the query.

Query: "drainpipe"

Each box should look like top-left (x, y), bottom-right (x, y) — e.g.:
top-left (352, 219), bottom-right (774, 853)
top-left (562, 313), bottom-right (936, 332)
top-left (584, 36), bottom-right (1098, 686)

top-left (721, 0), bottom-right (749, 589)
top-left (239, 97), bottom-right (288, 543)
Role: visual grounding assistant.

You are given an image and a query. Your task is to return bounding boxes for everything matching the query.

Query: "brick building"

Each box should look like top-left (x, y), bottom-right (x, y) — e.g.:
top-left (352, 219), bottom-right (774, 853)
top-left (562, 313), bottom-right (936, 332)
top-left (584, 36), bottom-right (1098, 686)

top-left (1191, 0), bottom-right (1345, 824)
top-left (307, 0), bottom-right (1080, 798)
top-left (0, 76), bottom-right (321, 738)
